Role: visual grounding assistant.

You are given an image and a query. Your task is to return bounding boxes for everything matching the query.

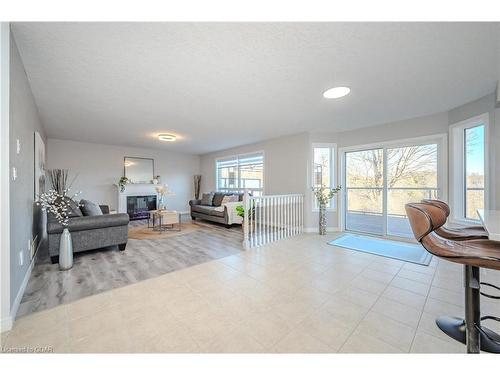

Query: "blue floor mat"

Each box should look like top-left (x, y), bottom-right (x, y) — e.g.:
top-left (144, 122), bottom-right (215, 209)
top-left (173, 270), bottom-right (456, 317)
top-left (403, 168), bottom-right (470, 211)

top-left (328, 233), bottom-right (432, 266)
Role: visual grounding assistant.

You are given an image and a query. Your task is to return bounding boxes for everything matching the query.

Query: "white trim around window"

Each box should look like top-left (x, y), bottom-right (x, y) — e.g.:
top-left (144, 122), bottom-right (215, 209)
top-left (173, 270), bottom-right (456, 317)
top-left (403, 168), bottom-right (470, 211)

top-left (215, 150), bottom-right (265, 195)
top-left (311, 143), bottom-right (337, 211)
top-left (449, 113), bottom-right (489, 224)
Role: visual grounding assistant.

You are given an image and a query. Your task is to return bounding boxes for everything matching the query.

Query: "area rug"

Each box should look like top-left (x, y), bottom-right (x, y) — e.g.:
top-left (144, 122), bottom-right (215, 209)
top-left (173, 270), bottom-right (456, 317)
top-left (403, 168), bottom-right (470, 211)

top-left (328, 233), bottom-right (432, 265)
top-left (128, 221), bottom-right (200, 239)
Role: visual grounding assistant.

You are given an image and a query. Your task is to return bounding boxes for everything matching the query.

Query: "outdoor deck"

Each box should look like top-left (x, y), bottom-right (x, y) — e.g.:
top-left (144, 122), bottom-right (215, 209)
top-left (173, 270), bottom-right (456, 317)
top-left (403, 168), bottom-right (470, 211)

top-left (345, 211), bottom-right (413, 238)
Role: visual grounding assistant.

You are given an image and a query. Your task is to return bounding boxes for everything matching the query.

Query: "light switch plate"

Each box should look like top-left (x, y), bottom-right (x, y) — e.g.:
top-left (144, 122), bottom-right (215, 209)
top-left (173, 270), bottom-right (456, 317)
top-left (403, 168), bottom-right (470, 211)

top-left (18, 250), bottom-right (23, 267)
top-left (12, 167), bottom-right (17, 181)
top-left (16, 139), bottom-right (21, 154)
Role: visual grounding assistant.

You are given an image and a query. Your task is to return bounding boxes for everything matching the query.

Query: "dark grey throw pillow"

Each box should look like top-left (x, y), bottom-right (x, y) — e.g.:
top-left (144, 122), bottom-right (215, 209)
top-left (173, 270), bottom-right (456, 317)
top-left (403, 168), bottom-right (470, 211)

top-left (200, 192), bottom-right (214, 206)
top-left (67, 198), bottom-right (83, 217)
top-left (212, 192), bottom-right (226, 207)
top-left (79, 199), bottom-right (103, 216)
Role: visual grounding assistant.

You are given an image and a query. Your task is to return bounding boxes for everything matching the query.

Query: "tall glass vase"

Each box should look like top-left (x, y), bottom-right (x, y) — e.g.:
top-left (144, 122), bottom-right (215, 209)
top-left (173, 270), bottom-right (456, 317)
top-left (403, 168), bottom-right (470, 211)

top-left (158, 195), bottom-right (165, 210)
top-left (59, 228), bottom-right (73, 270)
top-left (319, 204), bottom-right (327, 235)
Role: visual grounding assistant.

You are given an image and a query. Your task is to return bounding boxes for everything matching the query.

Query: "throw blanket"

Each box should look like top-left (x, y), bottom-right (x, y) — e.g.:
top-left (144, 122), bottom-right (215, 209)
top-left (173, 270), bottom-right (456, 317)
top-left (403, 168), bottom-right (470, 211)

top-left (213, 201), bottom-right (243, 225)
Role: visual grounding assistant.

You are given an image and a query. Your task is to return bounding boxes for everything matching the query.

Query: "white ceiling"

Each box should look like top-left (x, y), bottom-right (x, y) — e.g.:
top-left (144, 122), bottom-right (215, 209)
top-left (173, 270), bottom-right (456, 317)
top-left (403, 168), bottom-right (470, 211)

top-left (12, 22), bottom-right (499, 154)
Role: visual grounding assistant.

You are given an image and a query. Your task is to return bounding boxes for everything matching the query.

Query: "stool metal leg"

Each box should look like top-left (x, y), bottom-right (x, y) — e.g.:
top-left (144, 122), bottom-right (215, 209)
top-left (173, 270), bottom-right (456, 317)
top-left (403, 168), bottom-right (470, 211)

top-left (435, 265), bottom-right (481, 353)
top-left (464, 265), bottom-right (481, 353)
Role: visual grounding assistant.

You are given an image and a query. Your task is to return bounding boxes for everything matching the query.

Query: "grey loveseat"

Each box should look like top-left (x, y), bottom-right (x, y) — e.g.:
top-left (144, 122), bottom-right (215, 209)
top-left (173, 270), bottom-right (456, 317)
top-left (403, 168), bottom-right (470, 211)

top-left (47, 204), bottom-right (129, 264)
top-left (189, 192), bottom-right (244, 227)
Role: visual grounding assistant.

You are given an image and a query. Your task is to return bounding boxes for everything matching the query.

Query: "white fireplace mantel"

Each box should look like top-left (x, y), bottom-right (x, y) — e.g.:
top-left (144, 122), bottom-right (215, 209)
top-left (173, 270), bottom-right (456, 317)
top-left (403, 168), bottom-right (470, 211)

top-left (117, 184), bottom-right (160, 213)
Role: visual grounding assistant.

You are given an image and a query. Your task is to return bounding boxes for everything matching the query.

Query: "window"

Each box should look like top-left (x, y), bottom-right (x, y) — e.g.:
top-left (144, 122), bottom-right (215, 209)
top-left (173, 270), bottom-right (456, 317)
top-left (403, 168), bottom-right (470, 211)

top-left (450, 114), bottom-right (487, 222)
top-left (216, 152), bottom-right (264, 195)
top-left (464, 125), bottom-right (485, 220)
top-left (312, 144), bottom-right (336, 209)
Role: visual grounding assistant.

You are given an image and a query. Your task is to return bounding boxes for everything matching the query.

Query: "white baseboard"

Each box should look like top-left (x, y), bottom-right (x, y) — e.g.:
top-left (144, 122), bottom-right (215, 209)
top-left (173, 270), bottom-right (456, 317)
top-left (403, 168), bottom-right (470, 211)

top-left (1, 315), bottom-right (13, 333)
top-left (304, 227), bottom-right (340, 233)
top-left (4, 254), bottom-right (36, 332)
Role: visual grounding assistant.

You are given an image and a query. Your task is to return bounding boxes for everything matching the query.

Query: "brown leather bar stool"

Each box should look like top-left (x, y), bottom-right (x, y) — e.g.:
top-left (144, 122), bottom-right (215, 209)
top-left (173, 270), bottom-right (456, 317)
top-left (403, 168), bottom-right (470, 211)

top-left (406, 202), bottom-right (500, 353)
top-left (421, 199), bottom-right (488, 240)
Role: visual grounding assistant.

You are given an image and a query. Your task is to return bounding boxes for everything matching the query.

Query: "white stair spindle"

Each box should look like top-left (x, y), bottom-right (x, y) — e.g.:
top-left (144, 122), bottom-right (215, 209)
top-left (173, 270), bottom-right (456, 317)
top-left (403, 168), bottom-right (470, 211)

top-left (266, 197), bottom-right (269, 245)
top-left (259, 198), bottom-right (263, 246)
top-left (250, 196), bottom-right (254, 248)
top-left (271, 196), bottom-right (275, 242)
top-left (262, 197), bottom-right (267, 245)
top-left (293, 195), bottom-right (297, 235)
top-left (287, 196), bottom-right (291, 238)
top-left (299, 196), bottom-right (303, 233)
top-left (293, 195), bottom-right (296, 236)
top-left (283, 195), bottom-right (288, 238)
top-left (278, 196), bottom-right (282, 240)
top-left (274, 196), bottom-right (277, 242)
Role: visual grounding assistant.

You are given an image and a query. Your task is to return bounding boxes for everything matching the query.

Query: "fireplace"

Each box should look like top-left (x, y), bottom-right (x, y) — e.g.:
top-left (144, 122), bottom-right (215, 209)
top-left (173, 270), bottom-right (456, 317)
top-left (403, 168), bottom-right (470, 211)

top-left (127, 195), bottom-right (157, 220)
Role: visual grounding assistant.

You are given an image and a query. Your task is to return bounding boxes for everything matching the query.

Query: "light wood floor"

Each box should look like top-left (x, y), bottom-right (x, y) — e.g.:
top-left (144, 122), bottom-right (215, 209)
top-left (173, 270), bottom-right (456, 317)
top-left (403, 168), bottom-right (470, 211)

top-left (4, 232), bottom-right (500, 353)
top-left (17, 218), bottom-right (243, 317)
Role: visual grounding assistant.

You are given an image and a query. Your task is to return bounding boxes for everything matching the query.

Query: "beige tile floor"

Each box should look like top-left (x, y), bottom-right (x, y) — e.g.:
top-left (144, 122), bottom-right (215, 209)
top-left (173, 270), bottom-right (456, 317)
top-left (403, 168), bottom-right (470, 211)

top-left (2, 233), bottom-right (500, 353)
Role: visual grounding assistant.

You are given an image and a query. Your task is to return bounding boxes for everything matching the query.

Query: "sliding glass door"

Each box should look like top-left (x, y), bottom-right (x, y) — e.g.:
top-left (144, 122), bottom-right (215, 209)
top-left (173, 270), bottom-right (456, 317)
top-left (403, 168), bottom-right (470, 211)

top-left (344, 139), bottom-right (441, 239)
top-left (386, 144), bottom-right (438, 237)
top-left (345, 149), bottom-right (384, 235)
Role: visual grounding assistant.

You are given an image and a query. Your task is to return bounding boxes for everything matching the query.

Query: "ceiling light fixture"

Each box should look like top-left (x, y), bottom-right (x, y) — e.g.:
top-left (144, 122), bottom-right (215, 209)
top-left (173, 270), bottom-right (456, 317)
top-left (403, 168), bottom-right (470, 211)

top-left (158, 134), bottom-right (176, 142)
top-left (323, 86), bottom-right (351, 99)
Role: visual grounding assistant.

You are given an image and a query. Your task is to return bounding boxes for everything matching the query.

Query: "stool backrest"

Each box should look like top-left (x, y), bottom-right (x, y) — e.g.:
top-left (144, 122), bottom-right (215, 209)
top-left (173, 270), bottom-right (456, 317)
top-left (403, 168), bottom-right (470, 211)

top-left (405, 202), bottom-right (447, 242)
top-left (421, 199), bottom-right (450, 217)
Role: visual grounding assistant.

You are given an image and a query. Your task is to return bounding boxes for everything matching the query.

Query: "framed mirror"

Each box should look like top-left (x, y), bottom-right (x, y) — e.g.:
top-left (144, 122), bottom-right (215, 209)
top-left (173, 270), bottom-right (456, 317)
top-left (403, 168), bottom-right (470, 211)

top-left (124, 157), bottom-right (154, 183)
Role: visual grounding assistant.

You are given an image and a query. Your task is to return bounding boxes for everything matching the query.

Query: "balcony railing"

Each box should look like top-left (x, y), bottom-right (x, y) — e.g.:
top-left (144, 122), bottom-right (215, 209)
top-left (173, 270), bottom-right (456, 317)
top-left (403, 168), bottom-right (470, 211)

top-left (242, 192), bottom-right (304, 249)
top-left (345, 187), bottom-right (439, 237)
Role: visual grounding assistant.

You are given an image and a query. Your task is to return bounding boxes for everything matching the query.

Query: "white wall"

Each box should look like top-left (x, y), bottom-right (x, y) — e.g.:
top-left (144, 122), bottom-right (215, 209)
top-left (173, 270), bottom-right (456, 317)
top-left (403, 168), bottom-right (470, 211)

top-left (8, 31), bottom-right (47, 326)
top-left (1, 23), bottom-right (11, 332)
top-left (47, 139), bottom-right (201, 213)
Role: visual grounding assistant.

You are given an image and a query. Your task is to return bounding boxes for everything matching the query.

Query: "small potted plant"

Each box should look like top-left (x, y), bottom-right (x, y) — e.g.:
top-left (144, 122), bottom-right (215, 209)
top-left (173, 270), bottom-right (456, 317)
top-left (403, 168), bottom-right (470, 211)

top-left (118, 176), bottom-right (129, 193)
top-left (312, 185), bottom-right (341, 235)
top-left (236, 202), bottom-right (255, 220)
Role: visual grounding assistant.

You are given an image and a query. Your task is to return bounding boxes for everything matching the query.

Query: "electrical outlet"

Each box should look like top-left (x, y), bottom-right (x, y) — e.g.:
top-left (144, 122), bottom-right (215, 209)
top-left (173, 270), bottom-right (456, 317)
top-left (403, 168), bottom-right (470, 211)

top-left (18, 250), bottom-right (24, 267)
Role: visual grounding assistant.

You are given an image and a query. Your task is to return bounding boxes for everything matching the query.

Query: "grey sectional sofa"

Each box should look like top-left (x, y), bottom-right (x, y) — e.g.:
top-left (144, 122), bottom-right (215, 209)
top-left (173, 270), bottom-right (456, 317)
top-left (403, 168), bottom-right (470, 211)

top-left (189, 192), bottom-right (244, 227)
top-left (47, 204), bottom-right (129, 264)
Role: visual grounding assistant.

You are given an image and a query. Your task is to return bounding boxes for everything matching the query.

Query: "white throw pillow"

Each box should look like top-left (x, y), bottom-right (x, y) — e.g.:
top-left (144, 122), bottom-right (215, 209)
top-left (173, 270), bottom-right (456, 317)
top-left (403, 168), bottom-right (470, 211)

top-left (221, 195), bottom-right (238, 205)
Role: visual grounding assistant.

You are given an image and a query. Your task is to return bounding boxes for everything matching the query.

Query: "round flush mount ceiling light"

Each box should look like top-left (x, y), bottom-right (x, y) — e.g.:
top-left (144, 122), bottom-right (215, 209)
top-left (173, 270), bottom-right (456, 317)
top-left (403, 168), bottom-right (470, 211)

top-left (158, 134), bottom-right (176, 142)
top-left (323, 86), bottom-right (351, 99)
